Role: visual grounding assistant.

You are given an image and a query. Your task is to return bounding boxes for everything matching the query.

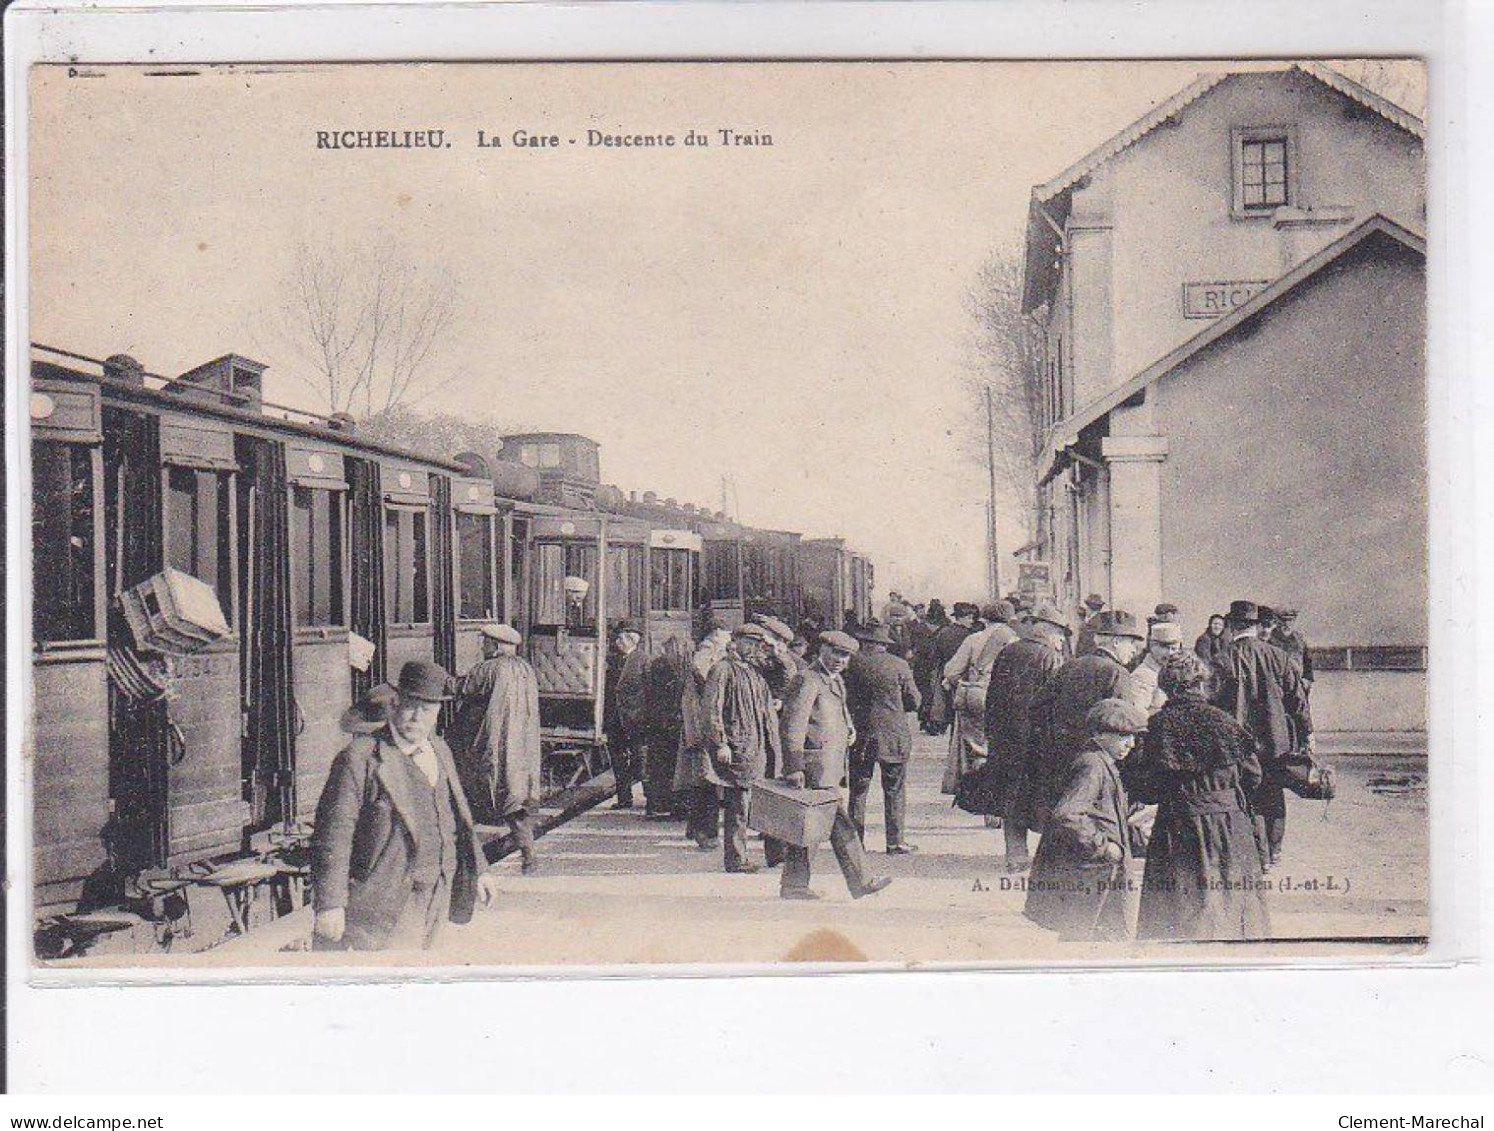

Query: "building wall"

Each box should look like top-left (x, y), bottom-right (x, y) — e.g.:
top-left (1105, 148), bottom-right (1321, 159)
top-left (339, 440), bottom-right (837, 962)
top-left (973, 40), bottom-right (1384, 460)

top-left (1151, 236), bottom-right (1425, 729)
top-left (1060, 69), bottom-right (1424, 408)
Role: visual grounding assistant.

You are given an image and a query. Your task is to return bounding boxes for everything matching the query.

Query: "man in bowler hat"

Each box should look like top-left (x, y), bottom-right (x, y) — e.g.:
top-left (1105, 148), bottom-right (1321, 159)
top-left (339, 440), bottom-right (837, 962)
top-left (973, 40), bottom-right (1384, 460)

top-left (845, 621), bottom-right (922, 853)
top-left (313, 660), bottom-right (499, 950)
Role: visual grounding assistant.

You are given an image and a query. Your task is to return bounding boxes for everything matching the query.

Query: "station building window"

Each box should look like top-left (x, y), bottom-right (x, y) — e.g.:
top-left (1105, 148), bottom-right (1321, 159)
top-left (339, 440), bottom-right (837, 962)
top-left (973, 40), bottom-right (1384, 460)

top-left (383, 505), bottom-right (430, 625)
top-left (456, 511), bottom-right (499, 621)
top-left (165, 464), bottom-right (235, 627)
top-left (32, 439), bottom-right (97, 644)
top-left (1232, 127), bottom-right (1295, 215)
top-left (291, 485), bottom-right (345, 628)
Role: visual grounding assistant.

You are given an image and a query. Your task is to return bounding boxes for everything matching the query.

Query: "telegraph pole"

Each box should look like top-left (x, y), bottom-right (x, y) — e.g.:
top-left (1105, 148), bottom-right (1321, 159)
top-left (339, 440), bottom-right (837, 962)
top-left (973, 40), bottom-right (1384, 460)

top-left (986, 384), bottom-right (1001, 600)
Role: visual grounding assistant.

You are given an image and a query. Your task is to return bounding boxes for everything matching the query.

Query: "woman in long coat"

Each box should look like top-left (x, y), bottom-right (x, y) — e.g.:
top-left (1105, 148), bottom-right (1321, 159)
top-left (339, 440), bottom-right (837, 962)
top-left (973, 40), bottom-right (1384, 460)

top-left (1126, 653), bottom-right (1271, 941)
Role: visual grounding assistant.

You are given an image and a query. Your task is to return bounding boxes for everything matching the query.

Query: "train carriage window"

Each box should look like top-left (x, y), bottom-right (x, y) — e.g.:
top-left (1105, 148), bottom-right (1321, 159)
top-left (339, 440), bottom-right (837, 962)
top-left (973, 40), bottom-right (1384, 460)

top-left (650, 548), bottom-right (694, 614)
top-left (606, 545), bottom-right (646, 625)
top-left (166, 465), bottom-right (235, 627)
top-left (532, 542), bottom-right (597, 629)
top-left (704, 541), bottom-right (742, 602)
top-left (32, 439), bottom-right (97, 644)
top-left (456, 511), bottom-right (498, 621)
top-left (291, 486), bottom-right (345, 627)
top-left (383, 505), bottom-right (430, 625)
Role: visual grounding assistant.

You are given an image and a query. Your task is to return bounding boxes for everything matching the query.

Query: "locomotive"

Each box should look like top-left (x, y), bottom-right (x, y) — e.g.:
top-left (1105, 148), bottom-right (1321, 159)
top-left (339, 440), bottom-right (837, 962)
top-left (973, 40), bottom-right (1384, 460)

top-left (26, 343), bottom-right (875, 953)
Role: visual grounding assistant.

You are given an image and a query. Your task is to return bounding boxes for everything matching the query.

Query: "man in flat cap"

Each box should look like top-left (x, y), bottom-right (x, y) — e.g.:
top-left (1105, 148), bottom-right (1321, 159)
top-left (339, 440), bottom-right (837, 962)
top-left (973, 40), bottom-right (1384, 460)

top-left (1214, 600), bottom-right (1313, 872)
top-left (702, 623), bottom-right (784, 873)
top-left (1024, 697), bottom-right (1149, 941)
top-left (313, 660), bottom-right (498, 951)
top-left (449, 624), bottom-right (544, 874)
top-left (940, 601), bottom-right (1020, 797)
top-left (1075, 594), bottom-right (1107, 657)
top-left (1270, 608), bottom-right (1315, 695)
top-left (1131, 620), bottom-right (1185, 716)
top-left (779, 631), bottom-right (893, 900)
top-left (985, 601), bottom-right (1070, 873)
top-left (1029, 609), bottom-right (1146, 833)
top-left (845, 621), bottom-right (922, 853)
top-left (604, 619), bottom-right (651, 811)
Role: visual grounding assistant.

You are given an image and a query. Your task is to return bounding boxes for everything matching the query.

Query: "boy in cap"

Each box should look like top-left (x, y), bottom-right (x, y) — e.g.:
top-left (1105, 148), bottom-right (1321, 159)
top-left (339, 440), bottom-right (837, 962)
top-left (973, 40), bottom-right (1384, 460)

top-left (313, 660), bottom-right (499, 950)
top-left (449, 624), bottom-right (543, 874)
top-left (1024, 697), bottom-right (1149, 941)
top-left (779, 631), bottom-right (893, 900)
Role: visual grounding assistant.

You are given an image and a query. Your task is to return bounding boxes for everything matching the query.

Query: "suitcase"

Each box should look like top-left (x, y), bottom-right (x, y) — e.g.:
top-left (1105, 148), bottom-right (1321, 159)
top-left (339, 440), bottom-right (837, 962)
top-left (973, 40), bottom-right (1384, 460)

top-left (747, 780), bottom-right (842, 848)
top-left (121, 567), bottom-right (232, 654)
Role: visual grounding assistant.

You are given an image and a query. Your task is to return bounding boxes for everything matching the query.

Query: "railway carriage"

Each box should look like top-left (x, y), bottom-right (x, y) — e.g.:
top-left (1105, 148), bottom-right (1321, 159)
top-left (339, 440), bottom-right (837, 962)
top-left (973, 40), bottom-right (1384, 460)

top-left (26, 345), bottom-right (876, 952)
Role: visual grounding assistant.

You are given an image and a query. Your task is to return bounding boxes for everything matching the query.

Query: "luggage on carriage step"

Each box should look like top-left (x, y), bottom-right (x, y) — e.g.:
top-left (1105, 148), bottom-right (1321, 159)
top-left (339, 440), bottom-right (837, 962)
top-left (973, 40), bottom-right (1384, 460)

top-left (747, 780), bottom-right (842, 848)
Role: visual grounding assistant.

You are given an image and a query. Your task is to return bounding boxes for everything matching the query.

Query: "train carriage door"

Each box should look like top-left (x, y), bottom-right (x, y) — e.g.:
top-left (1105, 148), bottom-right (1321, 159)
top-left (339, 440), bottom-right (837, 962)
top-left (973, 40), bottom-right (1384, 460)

top-left (700, 522), bottom-right (745, 629)
top-left (452, 476), bottom-right (501, 676)
top-left (31, 379), bottom-right (110, 911)
top-left (381, 464), bottom-right (436, 675)
top-left (647, 529), bottom-right (701, 650)
top-left (157, 414), bottom-right (244, 865)
top-left (235, 436), bottom-right (296, 831)
top-left (282, 443), bottom-right (349, 824)
top-left (345, 457), bottom-right (387, 696)
top-left (101, 407), bottom-right (170, 874)
top-left (527, 515), bottom-right (603, 740)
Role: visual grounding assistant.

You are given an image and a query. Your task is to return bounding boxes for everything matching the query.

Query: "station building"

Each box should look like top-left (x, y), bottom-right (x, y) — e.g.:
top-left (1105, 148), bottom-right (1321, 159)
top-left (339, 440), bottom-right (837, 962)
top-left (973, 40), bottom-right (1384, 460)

top-left (1020, 64), bottom-right (1426, 738)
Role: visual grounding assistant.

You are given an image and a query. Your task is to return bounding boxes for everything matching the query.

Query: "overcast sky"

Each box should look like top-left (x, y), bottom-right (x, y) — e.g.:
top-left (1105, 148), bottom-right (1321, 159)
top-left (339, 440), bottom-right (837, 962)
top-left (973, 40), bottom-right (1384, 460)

top-left (28, 60), bottom-right (1422, 599)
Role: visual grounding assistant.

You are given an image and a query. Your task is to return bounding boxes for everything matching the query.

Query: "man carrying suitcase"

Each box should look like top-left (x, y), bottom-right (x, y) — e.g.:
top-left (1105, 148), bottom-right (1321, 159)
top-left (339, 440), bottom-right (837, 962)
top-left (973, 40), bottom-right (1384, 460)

top-left (778, 631), bottom-right (894, 902)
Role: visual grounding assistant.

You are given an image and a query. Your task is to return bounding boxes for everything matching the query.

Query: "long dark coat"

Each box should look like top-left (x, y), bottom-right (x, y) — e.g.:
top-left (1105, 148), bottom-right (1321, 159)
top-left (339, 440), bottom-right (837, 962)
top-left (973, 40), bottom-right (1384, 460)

top-left (603, 645), bottom-right (650, 746)
top-left (984, 636), bottom-right (1065, 824)
top-left (780, 664), bottom-right (854, 789)
top-left (1213, 636), bottom-right (1313, 820)
top-left (1024, 748), bottom-right (1135, 940)
top-left (673, 637), bottom-right (728, 792)
top-left (1029, 652), bottom-right (1134, 829)
top-left (845, 648), bottom-right (921, 769)
top-left (312, 732), bottom-right (485, 950)
top-left (449, 653), bottom-right (543, 821)
top-left (701, 657), bottom-right (782, 789)
top-left (926, 621), bottom-right (974, 729)
top-left (1125, 693), bottom-right (1271, 941)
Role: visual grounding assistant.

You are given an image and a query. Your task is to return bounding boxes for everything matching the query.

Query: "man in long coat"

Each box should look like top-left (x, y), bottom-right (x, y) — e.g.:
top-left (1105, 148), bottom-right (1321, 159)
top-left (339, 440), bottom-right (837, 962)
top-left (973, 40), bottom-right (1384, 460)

top-left (603, 620), bottom-right (650, 811)
top-left (702, 623), bottom-right (783, 873)
top-left (1028, 610), bottom-right (1146, 832)
top-left (313, 661), bottom-right (499, 950)
top-left (845, 622), bottom-right (922, 853)
top-left (926, 602), bottom-right (978, 735)
top-left (450, 624), bottom-right (544, 874)
top-left (1213, 600), bottom-right (1314, 871)
top-left (984, 602), bottom-right (1069, 872)
top-left (779, 631), bottom-right (892, 901)
top-left (674, 621), bottom-right (731, 849)
top-left (941, 601), bottom-right (1020, 794)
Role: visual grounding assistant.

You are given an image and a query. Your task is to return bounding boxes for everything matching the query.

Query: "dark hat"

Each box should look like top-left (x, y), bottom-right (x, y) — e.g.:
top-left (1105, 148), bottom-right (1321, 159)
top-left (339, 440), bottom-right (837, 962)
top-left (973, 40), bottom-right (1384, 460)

top-left (1089, 609), bottom-right (1146, 640)
top-left (1085, 698), bottom-right (1150, 737)
top-left (340, 683), bottom-right (398, 734)
top-left (613, 619), bottom-right (644, 637)
top-left (752, 614), bottom-right (795, 643)
top-left (1152, 602), bottom-right (1181, 623)
top-left (1084, 593), bottom-right (1107, 610)
top-left (1258, 605), bottom-right (1277, 625)
top-left (981, 601), bottom-right (1016, 624)
top-left (397, 660), bottom-right (454, 703)
top-left (1227, 600), bottom-right (1259, 624)
top-left (480, 623), bottom-right (522, 645)
top-left (1028, 601), bottom-right (1070, 632)
top-left (818, 630), bottom-right (861, 655)
top-left (854, 622), bottom-right (894, 646)
top-left (1159, 652), bottom-right (1214, 698)
top-left (733, 622), bottom-right (773, 642)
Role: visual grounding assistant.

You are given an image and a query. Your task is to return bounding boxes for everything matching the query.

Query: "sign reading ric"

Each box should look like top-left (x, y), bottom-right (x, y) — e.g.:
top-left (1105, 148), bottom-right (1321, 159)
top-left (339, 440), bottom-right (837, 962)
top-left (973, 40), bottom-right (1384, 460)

top-left (1182, 279), bottom-right (1271, 319)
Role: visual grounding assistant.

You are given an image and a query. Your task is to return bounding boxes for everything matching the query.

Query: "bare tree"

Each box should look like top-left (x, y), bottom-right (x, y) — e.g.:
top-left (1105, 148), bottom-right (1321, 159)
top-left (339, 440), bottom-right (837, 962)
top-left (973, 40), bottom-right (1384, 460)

top-left (270, 239), bottom-right (458, 419)
top-left (961, 248), bottom-right (1046, 541)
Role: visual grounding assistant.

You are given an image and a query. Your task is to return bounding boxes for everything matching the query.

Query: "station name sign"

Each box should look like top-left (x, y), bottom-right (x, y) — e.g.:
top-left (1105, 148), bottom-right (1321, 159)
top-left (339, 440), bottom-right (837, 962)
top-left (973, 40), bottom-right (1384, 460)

top-left (1182, 279), bottom-right (1271, 319)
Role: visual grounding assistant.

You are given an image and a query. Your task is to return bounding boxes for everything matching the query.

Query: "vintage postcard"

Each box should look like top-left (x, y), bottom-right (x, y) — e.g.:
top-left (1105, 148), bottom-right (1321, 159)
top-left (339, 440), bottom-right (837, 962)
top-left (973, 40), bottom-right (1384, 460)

top-left (21, 58), bottom-right (1429, 974)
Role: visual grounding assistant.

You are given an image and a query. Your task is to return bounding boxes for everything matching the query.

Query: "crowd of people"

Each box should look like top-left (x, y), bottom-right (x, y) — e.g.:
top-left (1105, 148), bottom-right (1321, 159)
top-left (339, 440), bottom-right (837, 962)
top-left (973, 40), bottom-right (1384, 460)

top-left (305, 585), bottom-right (1331, 951)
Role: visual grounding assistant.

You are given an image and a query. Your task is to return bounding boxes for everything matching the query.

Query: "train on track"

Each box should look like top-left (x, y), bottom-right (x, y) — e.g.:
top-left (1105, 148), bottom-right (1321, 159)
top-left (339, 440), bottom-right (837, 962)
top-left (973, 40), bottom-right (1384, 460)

top-left (26, 344), bottom-right (875, 953)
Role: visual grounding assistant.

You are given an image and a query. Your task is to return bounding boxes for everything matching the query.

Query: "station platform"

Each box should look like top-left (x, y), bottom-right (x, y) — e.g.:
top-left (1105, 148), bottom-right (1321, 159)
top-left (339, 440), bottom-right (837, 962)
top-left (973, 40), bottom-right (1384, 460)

top-left (171, 735), bottom-right (1427, 971)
